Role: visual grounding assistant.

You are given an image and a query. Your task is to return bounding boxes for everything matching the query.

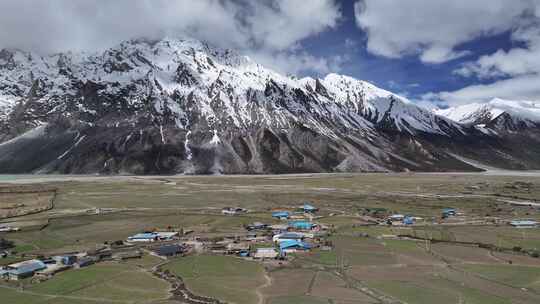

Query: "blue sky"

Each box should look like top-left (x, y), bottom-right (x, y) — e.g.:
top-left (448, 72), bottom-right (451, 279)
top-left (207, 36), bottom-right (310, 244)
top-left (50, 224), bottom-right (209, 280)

top-left (1, 0), bottom-right (539, 108)
top-left (295, 0), bottom-right (540, 108)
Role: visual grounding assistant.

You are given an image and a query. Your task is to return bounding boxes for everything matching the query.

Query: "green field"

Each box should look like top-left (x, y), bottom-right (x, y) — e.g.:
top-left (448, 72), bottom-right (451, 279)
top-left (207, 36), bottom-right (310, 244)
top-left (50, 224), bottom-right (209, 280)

top-left (0, 262), bottom-right (170, 304)
top-left (461, 264), bottom-right (540, 292)
top-left (367, 278), bottom-right (513, 304)
top-left (0, 173), bottom-right (540, 303)
top-left (163, 255), bottom-right (265, 304)
top-left (269, 295), bottom-right (329, 304)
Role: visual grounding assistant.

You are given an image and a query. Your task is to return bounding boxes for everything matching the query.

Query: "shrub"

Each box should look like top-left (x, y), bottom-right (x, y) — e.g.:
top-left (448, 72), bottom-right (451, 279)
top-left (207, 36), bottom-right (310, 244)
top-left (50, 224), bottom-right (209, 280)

top-left (0, 238), bottom-right (14, 250)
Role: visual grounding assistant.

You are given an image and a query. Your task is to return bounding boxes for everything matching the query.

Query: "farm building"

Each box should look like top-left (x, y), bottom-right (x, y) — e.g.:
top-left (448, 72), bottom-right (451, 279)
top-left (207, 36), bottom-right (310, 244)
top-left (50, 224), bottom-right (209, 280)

top-left (127, 232), bottom-right (159, 242)
top-left (0, 259), bottom-right (46, 280)
top-left (156, 231), bottom-right (179, 241)
top-left (74, 257), bottom-right (95, 268)
top-left (289, 213), bottom-right (307, 220)
top-left (226, 242), bottom-right (250, 254)
top-left (53, 255), bottom-right (77, 266)
top-left (253, 248), bottom-right (279, 259)
top-left (272, 211), bottom-right (290, 220)
top-left (222, 207), bottom-right (247, 215)
top-left (288, 221), bottom-right (314, 230)
top-left (403, 216), bottom-right (415, 225)
top-left (510, 220), bottom-right (538, 228)
top-left (113, 250), bottom-right (142, 261)
top-left (207, 243), bottom-right (228, 254)
top-left (388, 214), bottom-right (405, 222)
top-left (442, 208), bottom-right (457, 217)
top-left (279, 240), bottom-right (312, 253)
top-left (247, 234), bottom-right (269, 242)
top-left (35, 264), bottom-right (70, 278)
top-left (300, 203), bottom-right (318, 213)
top-left (0, 225), bottom-right (19, 232)
top-left (152, 244), bottom-right (186, 257)
top-left (95, 251), bottom-right (113, 261)
top-left (273, 232), bottom-right (305, 243)
top-left (364, 207), bottom-right (388, 217)
top-left (245, 222), bottom-right (268, 231)
top-left (270, 224), bottom-right (289, 233)
top-left (127, 231), bottom-right (178, 242)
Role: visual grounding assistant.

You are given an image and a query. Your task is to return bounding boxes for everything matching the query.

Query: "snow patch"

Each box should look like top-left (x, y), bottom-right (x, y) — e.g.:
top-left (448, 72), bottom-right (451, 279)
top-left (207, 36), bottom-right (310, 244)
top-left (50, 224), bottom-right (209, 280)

top-left (438, 98), bottom-right (540, 125)
top-left (0, 124), bottom-right (48, 147)
top-left (159, 125), bottom-right (166, 144)
top-left (58, 134), bottom-right (86, 160)
top-left (210, 129), bottom-right (221, 145)
top-left (184, 131), bottom-right (193, 160)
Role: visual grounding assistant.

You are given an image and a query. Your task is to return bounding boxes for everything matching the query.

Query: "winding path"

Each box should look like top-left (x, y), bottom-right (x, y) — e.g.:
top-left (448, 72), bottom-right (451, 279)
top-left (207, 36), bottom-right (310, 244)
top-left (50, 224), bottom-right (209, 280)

top-left (256, 271), bottom-right (272, 304)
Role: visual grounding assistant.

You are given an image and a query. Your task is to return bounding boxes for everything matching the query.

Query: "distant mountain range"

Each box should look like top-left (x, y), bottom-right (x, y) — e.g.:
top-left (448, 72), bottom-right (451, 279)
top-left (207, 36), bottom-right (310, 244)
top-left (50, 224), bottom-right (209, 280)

top-left (0, 38), bottom-right (539, 174)
top-left (436, 98), bottom-right (540, 130)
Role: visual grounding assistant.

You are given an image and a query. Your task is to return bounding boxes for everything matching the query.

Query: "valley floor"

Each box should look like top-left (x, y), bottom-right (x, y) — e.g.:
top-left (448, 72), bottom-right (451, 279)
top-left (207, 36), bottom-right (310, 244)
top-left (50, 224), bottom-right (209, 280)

top-left (1, 173), bottom-right (540, 303)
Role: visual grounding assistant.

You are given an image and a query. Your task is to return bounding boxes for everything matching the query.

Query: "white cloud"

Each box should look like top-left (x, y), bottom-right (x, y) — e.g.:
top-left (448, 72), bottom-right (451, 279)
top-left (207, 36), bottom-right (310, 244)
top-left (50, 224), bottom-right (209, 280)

top-left (419, 47), bottom-right (471, 64)
top-left (455, 26), bottom-right (540, 79)
top-left (250, 51), bottom-right (347, 76)
top-left (354, 0), bottom-right (536, 63)
top-left (0, 0), bottom-right (341, 75)
top-left (355, 0), bottom-right (540, 106)
top-left (424, 74), bottom-right (540, 106)
top-left (429, 7), bottom-right (540, 106)
top-left (413, 98), bottom-right (442, 111)
top-left (245, 0), bottom-right (341, 51)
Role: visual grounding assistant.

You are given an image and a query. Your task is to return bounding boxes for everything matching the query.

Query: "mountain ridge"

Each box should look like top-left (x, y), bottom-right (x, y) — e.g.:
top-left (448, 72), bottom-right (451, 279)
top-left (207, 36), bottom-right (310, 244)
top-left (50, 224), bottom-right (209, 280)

top-left (0, 37), bottom-right (539, 174)
top-left (436, 98), bottom-right (540, 130)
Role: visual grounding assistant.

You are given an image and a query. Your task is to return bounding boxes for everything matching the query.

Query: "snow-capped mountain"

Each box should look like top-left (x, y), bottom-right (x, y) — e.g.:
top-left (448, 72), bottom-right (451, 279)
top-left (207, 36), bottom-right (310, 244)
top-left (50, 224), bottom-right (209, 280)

top-left (0, 38), bottom-right (539, 174)
top-left (436, 98), bottom-right (540, 129)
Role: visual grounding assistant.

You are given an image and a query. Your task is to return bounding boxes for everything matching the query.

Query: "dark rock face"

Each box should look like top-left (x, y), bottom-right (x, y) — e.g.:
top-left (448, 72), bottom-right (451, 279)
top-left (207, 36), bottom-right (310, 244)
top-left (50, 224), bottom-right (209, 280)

top-left (1, 38), bottom-right (540, 174)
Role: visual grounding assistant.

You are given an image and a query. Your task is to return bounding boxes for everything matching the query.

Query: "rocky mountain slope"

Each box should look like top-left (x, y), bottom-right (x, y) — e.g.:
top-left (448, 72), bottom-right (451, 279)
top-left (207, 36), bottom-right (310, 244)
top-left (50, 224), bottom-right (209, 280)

top-left (0, 38), bottom-right (539, 174)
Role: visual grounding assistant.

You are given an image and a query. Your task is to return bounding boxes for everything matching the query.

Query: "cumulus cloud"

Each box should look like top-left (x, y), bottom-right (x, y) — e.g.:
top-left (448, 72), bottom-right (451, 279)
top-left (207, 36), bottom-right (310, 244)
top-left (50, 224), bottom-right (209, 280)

top-left (251, 51), bottom-right (347, 76)
top-left (425, 74), bottom-right (540, 106)
top-left (355, 0), bottom-right (540, 105)
top-left (455, 25), bottom-right (540, 79)
top-left (244, 0), bottom-right (341, 51)
top-left (0, 0), bottom-right (341, 75)
top-left (354, 0), bottom-right (536, 63)
top-left (427, 5), bottom-right (540, 106)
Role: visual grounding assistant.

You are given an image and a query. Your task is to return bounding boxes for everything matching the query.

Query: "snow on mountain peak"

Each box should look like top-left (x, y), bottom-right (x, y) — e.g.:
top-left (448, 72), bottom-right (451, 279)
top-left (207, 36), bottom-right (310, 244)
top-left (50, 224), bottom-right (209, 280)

top-left (437, 98), bottom-right (540, 126)
top-left (0, 37), bottom-right (465, 137)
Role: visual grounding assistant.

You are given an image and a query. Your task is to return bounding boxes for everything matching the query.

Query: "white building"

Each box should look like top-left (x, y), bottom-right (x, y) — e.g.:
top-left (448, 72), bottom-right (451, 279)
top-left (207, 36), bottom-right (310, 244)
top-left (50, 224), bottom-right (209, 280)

top-left (222, 207), bottom-right (247, 215)
top-left (510, 220), bottom-right (538, 228)
top-left (0, 225), bottom-right (20, 232)
top-left (253, 248), bottom-right (278, 259)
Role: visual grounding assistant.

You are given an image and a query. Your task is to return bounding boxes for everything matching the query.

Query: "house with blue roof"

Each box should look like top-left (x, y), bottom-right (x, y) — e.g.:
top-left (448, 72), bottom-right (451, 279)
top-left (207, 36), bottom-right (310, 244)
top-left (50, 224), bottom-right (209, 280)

top-left (272, 211), bottom-right (290, 220)
top-left (279, 240), bottom-right (312, 253)
top-left (403, 216), bottom-right (415, 225)
top-left (0, 259), bottom-right (46, 280)
top-left (127, 232), bottom-right (159, 242)
top-left (75, 257), bottom-right (95, 268)
top-left (288, 221), bottom-right (314, 230)
top-left (53, 255), bottom-right (77, 265)
top-left (510, 219), bottom-right (538, 228)
top-left (442, 208), bottom-right (456, 218)
top-left (272, 232), bottom-right (305, 243)
top-left (301, 203), bottom-right (318, 213)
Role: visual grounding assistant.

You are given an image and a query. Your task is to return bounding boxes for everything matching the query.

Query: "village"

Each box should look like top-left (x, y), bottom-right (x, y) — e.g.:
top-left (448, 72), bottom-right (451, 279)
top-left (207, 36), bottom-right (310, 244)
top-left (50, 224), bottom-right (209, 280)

top-left (1, 199), bottom-right (538, 286)
top-left (1, 175), bottom-right (540, 304)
